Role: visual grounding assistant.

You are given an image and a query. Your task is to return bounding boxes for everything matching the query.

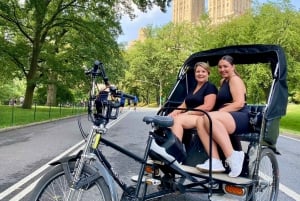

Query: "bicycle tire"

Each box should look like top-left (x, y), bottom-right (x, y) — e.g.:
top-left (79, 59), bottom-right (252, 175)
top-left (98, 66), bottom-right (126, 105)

top-left (252, 147), bottom-right (279, 201)
top-left (30, 162), bottom-right (112, 201)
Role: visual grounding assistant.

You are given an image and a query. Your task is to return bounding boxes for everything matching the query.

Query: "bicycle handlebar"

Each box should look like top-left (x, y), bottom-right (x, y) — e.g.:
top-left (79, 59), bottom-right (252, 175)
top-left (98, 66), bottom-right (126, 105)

top-left (108, 86), bottom-right (135, 100)
top-left (85, 60), bottom-right (109, 85)
top-left (85, 60), bottom-right (135, 127)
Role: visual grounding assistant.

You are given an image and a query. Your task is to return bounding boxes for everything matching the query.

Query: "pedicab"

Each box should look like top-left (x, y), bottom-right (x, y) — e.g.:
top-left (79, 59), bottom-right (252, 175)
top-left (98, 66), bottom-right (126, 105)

top-left (148, 44), bottom-right (288, 201)
top-left (30, 44), bottom-right (288, 201)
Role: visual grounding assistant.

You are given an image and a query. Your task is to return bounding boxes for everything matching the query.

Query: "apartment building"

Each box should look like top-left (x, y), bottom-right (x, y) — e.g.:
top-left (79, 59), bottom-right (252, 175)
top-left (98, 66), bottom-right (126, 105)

top-left (172, 0), bottom-right (205, 24)
top-left (172, 0), bottom-right (251, 25)
top-left (208, 0), bottom-right (251, 25)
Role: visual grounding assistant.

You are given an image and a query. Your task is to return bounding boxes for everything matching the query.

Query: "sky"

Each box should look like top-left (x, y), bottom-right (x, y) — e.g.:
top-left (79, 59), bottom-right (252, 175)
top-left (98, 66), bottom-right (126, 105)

top-left (117, 0), bottom-right (300, 44)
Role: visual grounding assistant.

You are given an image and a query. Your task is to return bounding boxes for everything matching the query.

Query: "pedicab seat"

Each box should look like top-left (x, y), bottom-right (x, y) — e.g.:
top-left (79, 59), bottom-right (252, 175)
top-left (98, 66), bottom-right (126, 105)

top-left (234, 104), bottom-right (266, 142)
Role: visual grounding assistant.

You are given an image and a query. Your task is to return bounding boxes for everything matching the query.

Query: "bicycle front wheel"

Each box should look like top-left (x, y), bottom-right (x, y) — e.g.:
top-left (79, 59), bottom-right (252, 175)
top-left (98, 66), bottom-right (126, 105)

top-left (30, 162), bottom-right (112, 201)
top-left (253, 147), bottom-right (279, 201)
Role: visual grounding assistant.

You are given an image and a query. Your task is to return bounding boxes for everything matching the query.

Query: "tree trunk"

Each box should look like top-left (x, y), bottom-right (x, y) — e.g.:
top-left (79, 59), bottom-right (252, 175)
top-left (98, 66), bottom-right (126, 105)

top-left (46, 84), bottom-right (57, 106)
top-left (22, 82), bottom-right (36, 109)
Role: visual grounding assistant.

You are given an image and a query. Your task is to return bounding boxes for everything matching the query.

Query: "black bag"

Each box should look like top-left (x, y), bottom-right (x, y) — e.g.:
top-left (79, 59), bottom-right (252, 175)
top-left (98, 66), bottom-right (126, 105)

top-left (248, 105), bottom-right (265, 132)
top-left (182, 129), bottom-right (208, 166)
top-left (151, 128), bottom-right (187, 163)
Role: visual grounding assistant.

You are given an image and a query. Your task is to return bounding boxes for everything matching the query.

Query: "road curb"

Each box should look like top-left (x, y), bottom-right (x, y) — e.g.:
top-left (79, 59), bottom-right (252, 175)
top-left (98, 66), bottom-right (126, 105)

top-left (0, 114), bottom-right (86, 133)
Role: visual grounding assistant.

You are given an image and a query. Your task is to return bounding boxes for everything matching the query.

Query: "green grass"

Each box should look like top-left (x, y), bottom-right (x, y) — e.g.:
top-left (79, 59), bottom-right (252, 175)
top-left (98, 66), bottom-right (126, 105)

top-left (0, 105), bottom-right (86, 129)
top-left (0, 104), bottom-right (299, 135)
top-left (280, 104), bottom-right (300, 135)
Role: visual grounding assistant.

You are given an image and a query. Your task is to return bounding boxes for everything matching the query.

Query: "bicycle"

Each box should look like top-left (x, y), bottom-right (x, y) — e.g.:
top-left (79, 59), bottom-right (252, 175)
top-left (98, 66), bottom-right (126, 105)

top-left (30, 44), bottom-right (288, 201)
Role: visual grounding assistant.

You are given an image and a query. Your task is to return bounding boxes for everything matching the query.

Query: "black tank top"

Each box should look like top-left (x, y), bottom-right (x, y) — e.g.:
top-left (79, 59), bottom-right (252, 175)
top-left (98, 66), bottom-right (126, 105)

top-left (214, 80), bottom-right (247, 110)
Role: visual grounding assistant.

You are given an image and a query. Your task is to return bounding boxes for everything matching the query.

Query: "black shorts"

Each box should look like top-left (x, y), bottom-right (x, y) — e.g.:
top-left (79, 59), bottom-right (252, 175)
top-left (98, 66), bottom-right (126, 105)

top-left (230, 107), bottom-right (250, 134)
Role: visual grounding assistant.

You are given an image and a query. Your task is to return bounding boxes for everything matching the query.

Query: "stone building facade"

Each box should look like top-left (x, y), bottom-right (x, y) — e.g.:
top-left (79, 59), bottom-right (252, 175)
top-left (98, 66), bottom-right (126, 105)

top-left (172, 0), bottom-right (251, 25)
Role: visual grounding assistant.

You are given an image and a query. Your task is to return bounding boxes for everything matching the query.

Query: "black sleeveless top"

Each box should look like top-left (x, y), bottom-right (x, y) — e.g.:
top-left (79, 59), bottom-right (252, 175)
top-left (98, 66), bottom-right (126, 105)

top-left (213, 79), bottom-right (250, 134)
top-left (185, 81), bottom-right (218, 109)
top-left (214, 79), bottom-right (247, 110)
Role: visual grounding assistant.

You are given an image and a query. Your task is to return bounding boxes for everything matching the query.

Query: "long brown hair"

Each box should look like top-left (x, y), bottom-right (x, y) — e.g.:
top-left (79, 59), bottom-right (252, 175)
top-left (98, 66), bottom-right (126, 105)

top-left (220, 55), bottom-right (240, 77)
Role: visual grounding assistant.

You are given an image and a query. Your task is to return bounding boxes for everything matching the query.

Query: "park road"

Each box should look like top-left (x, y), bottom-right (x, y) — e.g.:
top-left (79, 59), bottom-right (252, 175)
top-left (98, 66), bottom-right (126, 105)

top-left (0, 108), bottom-right (299, 201)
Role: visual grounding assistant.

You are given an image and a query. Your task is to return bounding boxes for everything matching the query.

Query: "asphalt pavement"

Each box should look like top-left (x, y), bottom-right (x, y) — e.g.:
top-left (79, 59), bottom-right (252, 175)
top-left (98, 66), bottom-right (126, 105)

top-left (0, 108), bottom-right (299, 201)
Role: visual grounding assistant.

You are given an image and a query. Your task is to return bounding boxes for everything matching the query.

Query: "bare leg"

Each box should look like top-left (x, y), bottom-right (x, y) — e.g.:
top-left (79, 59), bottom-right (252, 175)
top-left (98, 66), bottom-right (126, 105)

top-left (171, 117), bottom-right (184, 141)
top-left (197, 112), bottom-right (244, 177)
top-left (171, 114), bottom-right (199, 141)
top-left (196, 115), bottom-right (226, 172)
top-left (198, 112), bottom-right (235, 158)
top-left (196, 116), bottom-right (220, 159)
top-left (208, 120), bottom-right (234, 158)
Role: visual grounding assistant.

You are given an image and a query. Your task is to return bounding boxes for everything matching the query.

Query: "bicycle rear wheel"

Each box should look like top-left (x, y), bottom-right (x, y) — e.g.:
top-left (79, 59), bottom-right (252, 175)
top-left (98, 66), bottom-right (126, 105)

top-left (30, 162), bottom-right (112, 201)
top-left (253, 147), bottom-right (279, 201)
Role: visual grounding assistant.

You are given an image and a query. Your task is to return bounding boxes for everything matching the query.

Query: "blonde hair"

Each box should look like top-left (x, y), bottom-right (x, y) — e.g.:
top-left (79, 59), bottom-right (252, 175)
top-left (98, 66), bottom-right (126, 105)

top-left (194, 62), bottom-right (210, 74)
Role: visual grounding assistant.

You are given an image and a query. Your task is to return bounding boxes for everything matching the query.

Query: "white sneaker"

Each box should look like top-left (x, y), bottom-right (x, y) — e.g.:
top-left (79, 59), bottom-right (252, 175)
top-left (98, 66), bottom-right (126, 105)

top-left (150, 140), bottom-right (183, 170)
top-left (196, 158), bottom-right (225, 173)
top-left (150, 140), bottom-right (175, 162)
top-left (226, 151), bottom-right (245, 177)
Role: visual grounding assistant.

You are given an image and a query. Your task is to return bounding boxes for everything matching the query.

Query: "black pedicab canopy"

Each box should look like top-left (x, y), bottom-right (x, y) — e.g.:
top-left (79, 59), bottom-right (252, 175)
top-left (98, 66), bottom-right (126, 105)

top-left (174, 44), bottom-right (288, 120)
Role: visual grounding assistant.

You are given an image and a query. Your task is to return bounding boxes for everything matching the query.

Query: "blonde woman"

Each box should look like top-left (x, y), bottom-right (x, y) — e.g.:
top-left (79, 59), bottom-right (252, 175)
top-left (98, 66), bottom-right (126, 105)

top-left (169, 62), bottom-right (218, 142)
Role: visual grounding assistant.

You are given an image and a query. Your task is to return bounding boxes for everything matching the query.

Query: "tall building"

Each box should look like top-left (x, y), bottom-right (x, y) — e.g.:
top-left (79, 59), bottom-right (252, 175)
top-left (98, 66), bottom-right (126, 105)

top-left (172, 0), bottom-right (251, 25)
top-left (127, 28), bottom-right (147, 48)
top-left (172, 0), bottom-right (205, 24)
top-left (208, 0), bottom-right (251, 25)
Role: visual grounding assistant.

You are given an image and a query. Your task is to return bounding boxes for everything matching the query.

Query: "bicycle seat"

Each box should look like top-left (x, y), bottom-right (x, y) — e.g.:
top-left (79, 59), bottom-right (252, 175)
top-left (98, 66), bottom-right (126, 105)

top-left (143, 115), bottom-right (173, 127)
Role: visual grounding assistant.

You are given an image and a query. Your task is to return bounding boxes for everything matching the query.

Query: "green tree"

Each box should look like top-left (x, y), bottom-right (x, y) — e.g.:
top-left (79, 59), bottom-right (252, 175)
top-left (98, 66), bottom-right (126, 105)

top-left (0, 0), bottom-right (172, 108)
top-left (124, 23), bottom-right (196, 105)
top-left (123, 0), bottom-right (300, 105)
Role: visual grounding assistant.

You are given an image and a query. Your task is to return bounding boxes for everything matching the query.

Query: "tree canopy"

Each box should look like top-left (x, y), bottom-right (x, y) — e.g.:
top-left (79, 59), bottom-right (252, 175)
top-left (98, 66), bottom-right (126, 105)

top-left (1, 0), bottom-right (300, 107)
top-left (0, 0), bottom-right (171, 108)
top-left (124, 0), bottom-right (300, 105)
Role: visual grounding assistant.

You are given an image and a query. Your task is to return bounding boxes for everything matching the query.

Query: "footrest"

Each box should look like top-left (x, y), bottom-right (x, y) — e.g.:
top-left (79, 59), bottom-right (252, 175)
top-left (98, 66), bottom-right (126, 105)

top-left (180, 165), bottom-right (253, 185)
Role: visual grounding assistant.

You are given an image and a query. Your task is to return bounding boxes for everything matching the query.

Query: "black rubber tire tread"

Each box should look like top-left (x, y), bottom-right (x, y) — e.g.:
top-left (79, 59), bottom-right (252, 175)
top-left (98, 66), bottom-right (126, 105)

top-left (250, 148), bottom-right (279, 201)
top-left (30, 162), bottom-right (112, 201)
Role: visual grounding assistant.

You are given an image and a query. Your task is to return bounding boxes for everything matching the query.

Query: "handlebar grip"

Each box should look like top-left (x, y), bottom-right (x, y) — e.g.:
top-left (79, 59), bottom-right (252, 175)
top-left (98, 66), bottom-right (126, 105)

top-left (122, 93), bottom-right (135, 100)
top-left (109, 88), bottom-right (134, 100)
top-left (93, 60), bottom-right (101, 72)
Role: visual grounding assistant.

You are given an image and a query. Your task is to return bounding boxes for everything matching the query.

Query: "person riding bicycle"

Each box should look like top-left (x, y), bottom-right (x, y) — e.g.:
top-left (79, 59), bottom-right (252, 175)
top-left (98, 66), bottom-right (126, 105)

top-left (133, 96), bottom-right (138, 110)
top-left (95, 83), bottom-right (110, 116)
top-left (120, 93), bottom-right (126, 113)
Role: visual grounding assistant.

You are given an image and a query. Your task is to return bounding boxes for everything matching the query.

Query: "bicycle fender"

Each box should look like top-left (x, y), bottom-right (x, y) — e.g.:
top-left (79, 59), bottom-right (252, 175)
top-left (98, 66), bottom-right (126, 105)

top-left (49, 150), bottom-right (83, 166)
top-left (92, 160), bottom-right (119, 201)
top-left (49, 151), bottom-right (118, 201)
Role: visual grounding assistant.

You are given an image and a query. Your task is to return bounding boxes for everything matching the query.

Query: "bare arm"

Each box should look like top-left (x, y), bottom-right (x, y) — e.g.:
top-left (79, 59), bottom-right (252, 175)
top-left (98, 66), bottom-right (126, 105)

top-left (168, 101), bottom-right (187, 117)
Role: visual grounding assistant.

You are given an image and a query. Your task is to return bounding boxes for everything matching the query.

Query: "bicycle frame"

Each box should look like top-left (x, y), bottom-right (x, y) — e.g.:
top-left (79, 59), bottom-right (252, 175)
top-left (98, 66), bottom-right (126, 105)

top-left (72, 111), bottom-right (217, 201)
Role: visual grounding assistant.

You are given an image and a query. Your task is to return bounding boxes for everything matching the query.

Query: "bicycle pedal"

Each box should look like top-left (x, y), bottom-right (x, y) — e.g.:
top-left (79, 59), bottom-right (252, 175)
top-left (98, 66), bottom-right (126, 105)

top-left (131, 175), bottom-right (161, 185)
top-left (145, 178), bottom-right (161, 186)
top-left (131, 175), bottom-right (148, 182)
